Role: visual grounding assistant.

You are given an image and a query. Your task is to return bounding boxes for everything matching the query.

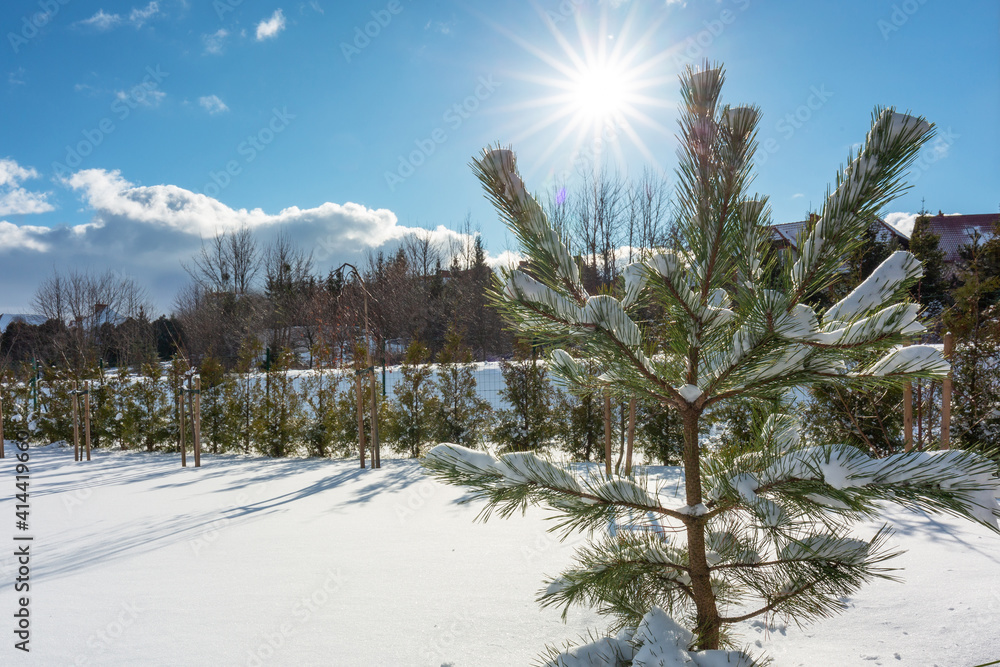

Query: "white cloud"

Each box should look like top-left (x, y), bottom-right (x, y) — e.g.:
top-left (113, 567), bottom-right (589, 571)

top-left (309, 1), bottom-right (324, 14)
top-left (256, 9), bottom-right (286, 41)
top-left (202, 28), bottom-right (229, 55)
top-left (884, 211), bottom-right (917, 238)
top-left (116, 87), bottom-right (166, 108)
top-left (0, 168), bottom-right (511, 313)
top-left (79, 10), bottom-right (122, 31)
top-left (0, 158), bottom-right (54, 216)
top-left (129, 1), bottom-right (160, 27)
top-left (198, 95), bottom-right (229, 115)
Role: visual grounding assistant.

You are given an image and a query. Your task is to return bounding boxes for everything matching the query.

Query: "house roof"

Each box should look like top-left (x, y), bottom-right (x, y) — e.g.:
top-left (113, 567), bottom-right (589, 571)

top-left (771, 216), bottom-right (906, 249)
top-left (0, 314), bottom-right (47, 334)
top-left (922, 212), bottom-right (1000, 263)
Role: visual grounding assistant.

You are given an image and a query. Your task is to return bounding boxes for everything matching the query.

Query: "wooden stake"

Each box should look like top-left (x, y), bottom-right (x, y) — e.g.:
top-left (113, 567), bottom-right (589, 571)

top-left (179, 384), bottom-right (186, 468)
top-left (83, 383), bottom-right (92, 461)
top-left (194, 376), bottom-right (202, 467)
top-left (941, 331), bottom-right (953, 450)
top-left (0, 388), bottom-right (5, 459)
top-left (72, 380), bottom-right (80, 462)
top-left (370, 368), bottom-right (380, 469)
top-left (356, 372), bottom-right (366, 469)
top-left (603, 391), bottom-right (612, 476)
top-left (903, 381), bottom-right (913, 452)
top-left (625, 398), bottom-right (636, 477)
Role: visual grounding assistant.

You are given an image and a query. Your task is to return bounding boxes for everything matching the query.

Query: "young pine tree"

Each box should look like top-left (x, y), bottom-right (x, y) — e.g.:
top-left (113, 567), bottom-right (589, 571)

top-left (434, 328), bottom-right (492, 448)
top-left (494, 340), bottom-right (557, 453)
top-left (423, 64), bottom-right (1000, 659)
top-left (388, 341), bottom-right (439, 458)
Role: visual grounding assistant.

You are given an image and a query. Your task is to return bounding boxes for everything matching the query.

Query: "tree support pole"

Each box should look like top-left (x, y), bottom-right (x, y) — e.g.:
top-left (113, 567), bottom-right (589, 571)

top-left (179, 383), bottom-right (186, 468)
top-left (624, 398), bottom-right (636, 476)
top-left (83, 383), bottom-right (92, 461)
top-left (356, 371), bottom-right (366, 469)
top-left (0, 388), bottom-right (5, 459)
top-left (903, 382), bottom-right (913, 452)
top-left (603, 390), bottom-right (612, 476)
top-left (194, 376), bottom-right (202, 467)
top-left (941, 331), bottom-right (953, 450)
top-left (72, 381), bottom-right (80, 462)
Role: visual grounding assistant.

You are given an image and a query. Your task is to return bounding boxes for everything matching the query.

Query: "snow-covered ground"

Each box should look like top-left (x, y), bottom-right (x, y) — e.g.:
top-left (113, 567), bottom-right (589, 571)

top-left (0, 444), bottom-right (997, 666)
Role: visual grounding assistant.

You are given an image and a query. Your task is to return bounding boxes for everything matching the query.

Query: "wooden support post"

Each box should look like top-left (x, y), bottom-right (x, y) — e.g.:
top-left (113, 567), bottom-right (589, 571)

top-left (625, 398), bottom-right (636, 477)
top-left (83, 383), bottom-right (92, 461)
top-left (603, 391), bottom-right (612, 476)
top-left (179, 384), bottom-right (186, 468)
top-left (72, 381), bottom-right (80, 462)
top-left (903, 381), bottom-right (913, 452)
top-left (369, 369), bottom-right (380, 469)
top-left (0, 388), bottom-right (5, 459)
top-left (194, 376), bottom-right (202, 467)
top-left (941, 332), bottom-right (953, 450)
top-left (356, 372), bottom-right (366, 469)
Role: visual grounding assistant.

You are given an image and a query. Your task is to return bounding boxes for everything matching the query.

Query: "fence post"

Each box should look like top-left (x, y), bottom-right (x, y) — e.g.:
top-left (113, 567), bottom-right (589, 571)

top-left (903, 382), bottom-right (913, 452)
top-left (370, 368), bottom-right (380, 469)
top-left (83, 382), bottom-right (92, 462)
top-left (194, 376), bottom-right (202, 467)
top-left (603, 390), bottom-right (612, 476)
top-left (0, 386), bottom-right (5, 459)
top-left (941, 331), bottom-right (953, 450)
top-left (73, 380), bottom-right (80, 462)
top-left (625, 398), bottom-right (636, 477)
top-left (179, 382), bottom-right (186, 468)
top-left (356, 370), bottom-right (366, 469)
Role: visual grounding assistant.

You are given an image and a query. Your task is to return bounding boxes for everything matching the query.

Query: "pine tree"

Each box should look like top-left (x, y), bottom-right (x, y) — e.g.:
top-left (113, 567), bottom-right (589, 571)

top-left (387, 340), bottom-right (439, 458)
top-left (494, 340), bottom-right (557, 453)
top-left (423, 64), bottom-right (1000, 658)
top-left (907, 210), bottom-right (948, 315)
top-left (434, 328), bottom-right (491, 448)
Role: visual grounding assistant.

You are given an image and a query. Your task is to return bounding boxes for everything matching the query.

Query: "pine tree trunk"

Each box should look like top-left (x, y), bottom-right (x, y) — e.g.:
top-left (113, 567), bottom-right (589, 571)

top-left (682, 407), bottom-right (721, 650)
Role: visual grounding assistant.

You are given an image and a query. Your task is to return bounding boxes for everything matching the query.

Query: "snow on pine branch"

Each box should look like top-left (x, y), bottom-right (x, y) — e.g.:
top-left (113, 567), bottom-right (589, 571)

top-left (860, 344), bottom-right (948, 377)
top-left (789, 110), bottom-right (933, 298)
top-left (543, 606), bottom-right (751, 667)
top-left (710, 444), bottom-right (1000, 529)
top-left (824, 251), bottom-right (923, 324)
top-left (476, 148), bottom-right (584, 295)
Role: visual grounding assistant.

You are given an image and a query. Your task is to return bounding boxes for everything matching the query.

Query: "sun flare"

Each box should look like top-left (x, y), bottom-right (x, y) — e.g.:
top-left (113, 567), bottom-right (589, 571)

top-left (569, 61), bottom-right (631, 122)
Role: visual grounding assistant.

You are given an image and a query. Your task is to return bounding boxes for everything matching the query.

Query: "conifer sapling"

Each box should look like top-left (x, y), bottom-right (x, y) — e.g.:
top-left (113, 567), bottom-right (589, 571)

top-left (422, 64), bottom-right (1000, 661)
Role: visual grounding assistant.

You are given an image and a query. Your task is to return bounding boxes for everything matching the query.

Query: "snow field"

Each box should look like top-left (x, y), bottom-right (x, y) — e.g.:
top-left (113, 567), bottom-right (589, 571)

top-left (0, 444), bottom-right (997, 665)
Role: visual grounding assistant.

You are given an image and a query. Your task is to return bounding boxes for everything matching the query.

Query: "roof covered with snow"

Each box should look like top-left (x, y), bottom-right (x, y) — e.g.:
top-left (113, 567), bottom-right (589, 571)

top-left (772, 216), bottom-right (906, 249)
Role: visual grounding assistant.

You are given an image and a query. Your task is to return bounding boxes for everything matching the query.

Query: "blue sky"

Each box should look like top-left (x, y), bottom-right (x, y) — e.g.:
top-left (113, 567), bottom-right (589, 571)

top-left (1, 0), bottom-right (998, 313)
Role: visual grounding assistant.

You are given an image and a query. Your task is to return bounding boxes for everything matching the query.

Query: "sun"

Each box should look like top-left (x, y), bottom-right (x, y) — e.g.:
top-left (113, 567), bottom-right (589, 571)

top-left (569, 60), bottom-right (632, 122)
top-left (487, 3), bottom-right (685, 184)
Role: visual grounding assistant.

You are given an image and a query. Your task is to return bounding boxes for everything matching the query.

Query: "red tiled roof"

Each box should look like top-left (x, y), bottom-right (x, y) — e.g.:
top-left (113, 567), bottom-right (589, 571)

top-left (772, 216), bottom-right (905, 248)
top-left (924, 213), bottom-right (1000, 263)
